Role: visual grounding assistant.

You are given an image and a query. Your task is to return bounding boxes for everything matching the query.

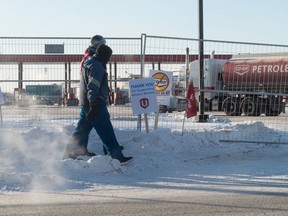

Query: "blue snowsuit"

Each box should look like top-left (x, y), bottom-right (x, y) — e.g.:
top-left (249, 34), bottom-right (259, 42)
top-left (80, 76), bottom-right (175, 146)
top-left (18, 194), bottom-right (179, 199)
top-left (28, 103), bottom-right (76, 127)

top-left (63, 53), bottom-right (125, 161)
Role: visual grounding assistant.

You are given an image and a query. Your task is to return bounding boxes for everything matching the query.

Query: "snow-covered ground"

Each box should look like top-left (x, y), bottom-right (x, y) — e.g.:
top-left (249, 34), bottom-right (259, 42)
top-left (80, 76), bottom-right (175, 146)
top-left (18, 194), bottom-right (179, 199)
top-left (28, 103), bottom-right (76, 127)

top-left (1, 112), bottom-right (288, 193)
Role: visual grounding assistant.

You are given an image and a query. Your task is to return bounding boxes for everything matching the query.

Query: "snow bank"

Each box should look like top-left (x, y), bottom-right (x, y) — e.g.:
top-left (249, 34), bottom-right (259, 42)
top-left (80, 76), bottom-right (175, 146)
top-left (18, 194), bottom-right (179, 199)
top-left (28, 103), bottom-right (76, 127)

top-left (1, 117), bottom-right (288, 192)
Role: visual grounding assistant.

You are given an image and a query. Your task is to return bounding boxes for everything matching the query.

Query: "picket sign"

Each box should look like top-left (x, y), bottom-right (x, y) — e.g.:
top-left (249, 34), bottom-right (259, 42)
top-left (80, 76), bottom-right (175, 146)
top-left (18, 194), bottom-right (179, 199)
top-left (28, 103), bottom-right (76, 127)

top-left (129, 78), bottom-right (158, 133)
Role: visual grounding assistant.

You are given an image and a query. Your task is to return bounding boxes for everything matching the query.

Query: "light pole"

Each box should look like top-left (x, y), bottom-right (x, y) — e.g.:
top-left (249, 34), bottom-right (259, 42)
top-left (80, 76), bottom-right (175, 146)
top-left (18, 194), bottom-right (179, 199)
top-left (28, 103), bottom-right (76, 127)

top-left (198, 0), bottom-right (208, 122)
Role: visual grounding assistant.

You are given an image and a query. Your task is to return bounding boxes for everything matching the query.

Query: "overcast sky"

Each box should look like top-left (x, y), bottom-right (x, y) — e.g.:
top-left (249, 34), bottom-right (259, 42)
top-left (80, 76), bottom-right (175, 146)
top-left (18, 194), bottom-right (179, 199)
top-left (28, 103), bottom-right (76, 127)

top-left (0, 0), bottom-right (288, 44)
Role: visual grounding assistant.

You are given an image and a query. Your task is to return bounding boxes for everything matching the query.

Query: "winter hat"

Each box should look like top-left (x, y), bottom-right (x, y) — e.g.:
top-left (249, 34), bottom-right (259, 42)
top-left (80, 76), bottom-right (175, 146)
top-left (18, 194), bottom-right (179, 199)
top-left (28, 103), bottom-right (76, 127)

top-left (96, 44), bottom-right (112, 64)
top-left (90, 35), bottom-right (106, 48)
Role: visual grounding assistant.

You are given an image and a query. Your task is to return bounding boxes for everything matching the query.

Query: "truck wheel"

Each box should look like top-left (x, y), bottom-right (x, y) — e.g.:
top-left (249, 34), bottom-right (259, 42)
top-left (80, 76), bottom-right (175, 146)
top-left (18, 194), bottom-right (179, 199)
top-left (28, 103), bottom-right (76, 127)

top-left (265, 105), bottom-right (282, 116)
top-left (222, 97), bottom-right (241, 116)
top-left (265, 96), bottom-right (282, 116)
top-left (240, 97), bottom-right (259, 116)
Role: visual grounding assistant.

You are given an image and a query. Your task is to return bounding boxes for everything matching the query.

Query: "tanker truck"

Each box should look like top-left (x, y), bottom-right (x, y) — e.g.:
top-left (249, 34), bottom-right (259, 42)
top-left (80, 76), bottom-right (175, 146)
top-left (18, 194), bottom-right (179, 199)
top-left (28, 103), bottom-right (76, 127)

top-left (189, 56), bottom-right (288, 116)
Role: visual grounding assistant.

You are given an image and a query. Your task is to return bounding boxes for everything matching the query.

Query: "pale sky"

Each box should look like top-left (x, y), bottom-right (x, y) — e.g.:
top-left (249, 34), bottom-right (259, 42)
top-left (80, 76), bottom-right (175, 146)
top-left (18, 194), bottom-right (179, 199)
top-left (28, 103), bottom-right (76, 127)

top-left (0, 0), bottom-right (288, 44)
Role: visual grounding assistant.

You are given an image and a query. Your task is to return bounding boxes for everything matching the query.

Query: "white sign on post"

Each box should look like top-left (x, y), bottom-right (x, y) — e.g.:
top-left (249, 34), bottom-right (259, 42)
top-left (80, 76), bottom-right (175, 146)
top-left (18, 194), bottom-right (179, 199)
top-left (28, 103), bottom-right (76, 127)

top-left (149, 70), bottom-right (173, 106)
top-left (129, 78), bottom-right (158, 115)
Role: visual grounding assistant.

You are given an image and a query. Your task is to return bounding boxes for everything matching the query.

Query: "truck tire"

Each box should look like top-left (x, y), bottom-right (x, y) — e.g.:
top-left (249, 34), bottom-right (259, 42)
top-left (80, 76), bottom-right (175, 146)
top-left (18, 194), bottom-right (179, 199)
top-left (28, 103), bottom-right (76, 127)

top-left (222, 97), bottom-right (241, 116)
top-left (240, 97), bottom-right (260, 116)
top-left (265, 96), bottom-right (282, 116)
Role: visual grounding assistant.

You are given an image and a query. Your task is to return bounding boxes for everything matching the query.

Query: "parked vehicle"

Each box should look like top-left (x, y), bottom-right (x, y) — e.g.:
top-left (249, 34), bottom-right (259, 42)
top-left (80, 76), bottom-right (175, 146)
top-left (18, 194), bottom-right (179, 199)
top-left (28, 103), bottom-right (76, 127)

top-left (114, 89), bottom-right (129, 105)
top-left (159, 96), bottom-right (186, 113)
top-left (34, 96), bottom-right (54, 105)
top-left (189, 55), bottom-right (288, 116)
top-left (158, 73), bottom-right (187, 113)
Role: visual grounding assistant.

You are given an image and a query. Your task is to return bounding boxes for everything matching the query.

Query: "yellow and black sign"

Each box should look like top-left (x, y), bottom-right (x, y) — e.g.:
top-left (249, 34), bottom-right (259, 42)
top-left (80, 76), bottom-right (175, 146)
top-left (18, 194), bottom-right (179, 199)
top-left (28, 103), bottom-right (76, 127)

top-left (149, 70), bottom-right (173, 106)
top-left (152, 72), bottom-right (170, 92)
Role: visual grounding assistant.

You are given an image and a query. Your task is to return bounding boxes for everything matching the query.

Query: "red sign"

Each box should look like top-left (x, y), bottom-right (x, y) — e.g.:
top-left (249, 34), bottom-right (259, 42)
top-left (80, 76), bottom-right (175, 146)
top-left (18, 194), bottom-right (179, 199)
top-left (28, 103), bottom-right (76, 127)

top-left (186, 81), bottom-right (197, 118)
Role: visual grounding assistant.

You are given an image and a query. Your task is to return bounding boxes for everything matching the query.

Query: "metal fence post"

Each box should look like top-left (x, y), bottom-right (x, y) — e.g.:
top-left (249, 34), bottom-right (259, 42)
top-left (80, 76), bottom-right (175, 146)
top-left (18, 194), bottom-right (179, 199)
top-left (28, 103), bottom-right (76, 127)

top-left (137, 33), bottom-right (147, 131)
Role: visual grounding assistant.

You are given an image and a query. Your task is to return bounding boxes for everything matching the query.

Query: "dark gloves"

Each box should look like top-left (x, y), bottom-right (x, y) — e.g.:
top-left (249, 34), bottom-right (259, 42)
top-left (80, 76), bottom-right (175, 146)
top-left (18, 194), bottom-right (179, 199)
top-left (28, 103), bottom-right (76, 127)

top-left (86, 104), bottom-right (98, 121)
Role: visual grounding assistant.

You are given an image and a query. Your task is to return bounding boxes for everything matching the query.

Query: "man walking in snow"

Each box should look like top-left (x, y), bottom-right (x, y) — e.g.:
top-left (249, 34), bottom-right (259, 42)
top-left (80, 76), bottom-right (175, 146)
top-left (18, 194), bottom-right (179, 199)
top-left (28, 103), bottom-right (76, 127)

top-left (63, 38), bottom-right (133, 165)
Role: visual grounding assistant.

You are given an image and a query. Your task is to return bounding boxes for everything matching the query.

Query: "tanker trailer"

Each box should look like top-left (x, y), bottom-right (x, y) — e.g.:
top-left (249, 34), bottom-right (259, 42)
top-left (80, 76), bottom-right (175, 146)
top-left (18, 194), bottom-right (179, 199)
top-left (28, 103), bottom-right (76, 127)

top-left (221, 57), bottom-right (288, 116)
top-left (189, 59), bottom-right (228, 111)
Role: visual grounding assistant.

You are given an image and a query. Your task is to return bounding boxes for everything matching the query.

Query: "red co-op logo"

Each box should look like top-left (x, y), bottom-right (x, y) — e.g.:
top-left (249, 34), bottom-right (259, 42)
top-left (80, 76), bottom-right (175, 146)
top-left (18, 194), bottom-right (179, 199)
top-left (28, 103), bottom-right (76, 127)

top-left (233, 64), bottom-right (249, 76)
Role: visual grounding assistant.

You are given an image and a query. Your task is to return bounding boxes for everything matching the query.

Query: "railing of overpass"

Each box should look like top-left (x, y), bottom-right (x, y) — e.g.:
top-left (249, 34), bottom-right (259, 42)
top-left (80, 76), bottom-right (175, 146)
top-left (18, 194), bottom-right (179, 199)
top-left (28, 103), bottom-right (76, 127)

top-left (1, 35), bottom-right (288, 145)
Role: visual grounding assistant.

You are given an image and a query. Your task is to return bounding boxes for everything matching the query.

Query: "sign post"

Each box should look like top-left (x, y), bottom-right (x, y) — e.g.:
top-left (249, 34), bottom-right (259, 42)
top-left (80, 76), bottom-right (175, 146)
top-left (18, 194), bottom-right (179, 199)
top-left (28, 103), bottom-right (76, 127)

top-left (149, 70), bottom-right (173, 130)
top-left (0, 88), bottom-right (4, 126)
top-left (129, 78), bottom-right (158, 133)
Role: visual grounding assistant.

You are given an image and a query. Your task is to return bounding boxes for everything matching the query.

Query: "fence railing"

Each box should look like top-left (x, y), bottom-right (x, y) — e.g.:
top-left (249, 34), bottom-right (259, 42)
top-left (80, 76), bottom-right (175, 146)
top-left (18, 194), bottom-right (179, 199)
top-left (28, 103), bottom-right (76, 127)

top-left (1, 34), bottom-right (288, 144)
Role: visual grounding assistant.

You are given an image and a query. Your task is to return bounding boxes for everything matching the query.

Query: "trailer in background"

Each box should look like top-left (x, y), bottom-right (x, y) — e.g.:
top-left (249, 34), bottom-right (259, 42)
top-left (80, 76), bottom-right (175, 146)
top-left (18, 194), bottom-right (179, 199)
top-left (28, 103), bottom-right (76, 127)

top-left (189, 55), bottom-right (288, 116)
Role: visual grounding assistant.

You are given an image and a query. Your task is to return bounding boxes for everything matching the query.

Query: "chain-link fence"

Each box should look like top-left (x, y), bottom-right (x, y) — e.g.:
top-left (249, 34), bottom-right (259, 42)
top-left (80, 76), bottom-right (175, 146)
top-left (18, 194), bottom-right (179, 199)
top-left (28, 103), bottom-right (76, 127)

top-left (142, 35), bottom-right (288, 132)
top-left (1, 35), bottom-right (288, 143)
top-left (0, 36), bottom-right (142, 129)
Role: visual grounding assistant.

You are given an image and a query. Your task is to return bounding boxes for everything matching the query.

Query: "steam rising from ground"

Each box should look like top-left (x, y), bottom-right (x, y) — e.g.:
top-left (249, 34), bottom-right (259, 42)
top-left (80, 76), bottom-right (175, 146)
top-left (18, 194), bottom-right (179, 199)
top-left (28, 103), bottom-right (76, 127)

top-left (0, 127), bottom-right (67, 191)
top-left (0, 124), bottom-right (126, 191)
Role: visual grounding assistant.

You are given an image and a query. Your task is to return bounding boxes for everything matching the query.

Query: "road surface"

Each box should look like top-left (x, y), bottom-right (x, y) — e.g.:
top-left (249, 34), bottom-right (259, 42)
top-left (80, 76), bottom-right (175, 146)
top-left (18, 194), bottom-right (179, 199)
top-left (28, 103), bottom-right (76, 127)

top-left (1, 186), bottom-right (288, 216)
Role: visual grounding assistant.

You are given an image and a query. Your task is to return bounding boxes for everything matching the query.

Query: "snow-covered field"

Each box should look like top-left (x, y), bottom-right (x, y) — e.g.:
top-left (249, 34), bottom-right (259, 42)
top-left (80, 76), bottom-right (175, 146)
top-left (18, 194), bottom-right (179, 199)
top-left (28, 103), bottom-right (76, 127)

top-left (1, 112), bottom-right (288, 193)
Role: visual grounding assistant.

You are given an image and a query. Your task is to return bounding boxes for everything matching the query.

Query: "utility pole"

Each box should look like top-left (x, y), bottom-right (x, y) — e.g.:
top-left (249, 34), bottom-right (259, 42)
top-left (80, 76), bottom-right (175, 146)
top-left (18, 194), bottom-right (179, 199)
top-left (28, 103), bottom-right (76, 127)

top-left (198, 0), bottom-right (208, 122)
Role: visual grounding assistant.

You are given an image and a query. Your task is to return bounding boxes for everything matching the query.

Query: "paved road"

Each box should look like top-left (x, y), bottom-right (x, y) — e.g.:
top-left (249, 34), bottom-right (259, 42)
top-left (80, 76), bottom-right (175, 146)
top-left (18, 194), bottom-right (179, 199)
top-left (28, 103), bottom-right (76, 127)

top-left (1, 186), bottom-right (288, 216)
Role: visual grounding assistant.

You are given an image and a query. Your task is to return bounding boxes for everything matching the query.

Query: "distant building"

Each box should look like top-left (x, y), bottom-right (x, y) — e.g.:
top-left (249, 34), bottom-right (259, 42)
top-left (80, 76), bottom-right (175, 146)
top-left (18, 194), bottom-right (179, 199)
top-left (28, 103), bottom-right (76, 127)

top-left (26, 84), bottom-right (62, 97)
